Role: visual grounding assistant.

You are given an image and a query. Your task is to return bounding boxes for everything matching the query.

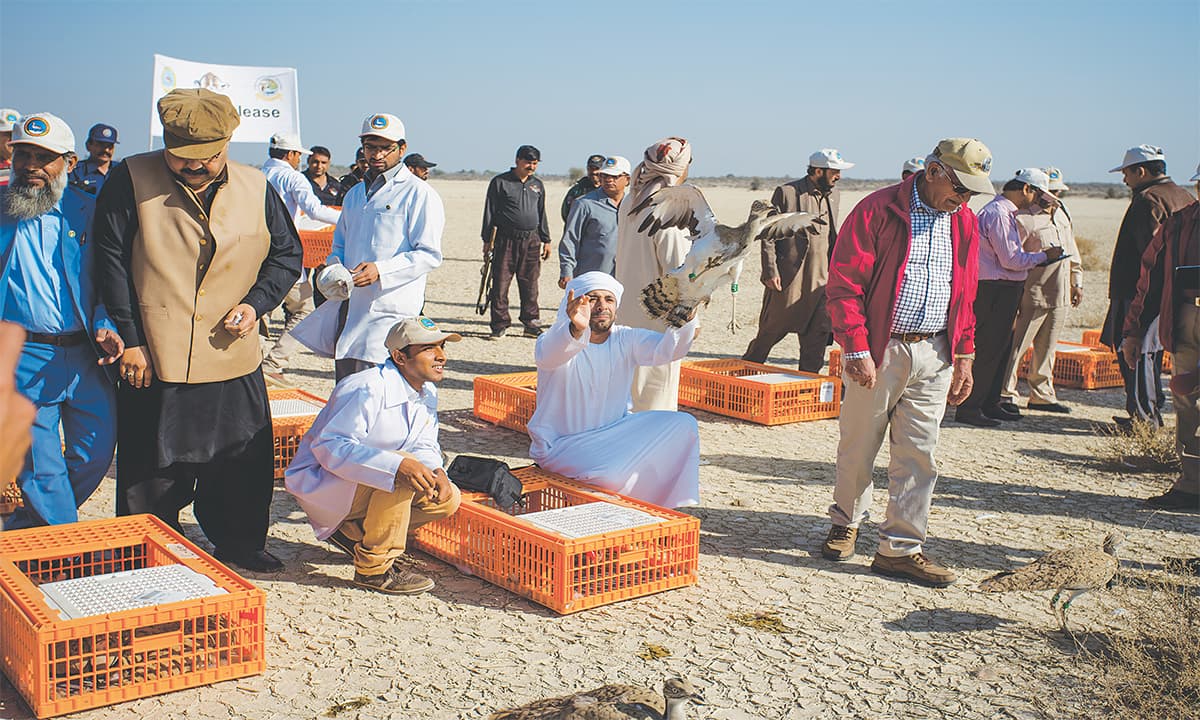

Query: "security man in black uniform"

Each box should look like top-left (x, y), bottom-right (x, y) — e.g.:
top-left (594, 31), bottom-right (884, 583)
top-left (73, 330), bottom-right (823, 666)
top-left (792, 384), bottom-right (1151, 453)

top-left (481, 145), bottom-right (551, 338)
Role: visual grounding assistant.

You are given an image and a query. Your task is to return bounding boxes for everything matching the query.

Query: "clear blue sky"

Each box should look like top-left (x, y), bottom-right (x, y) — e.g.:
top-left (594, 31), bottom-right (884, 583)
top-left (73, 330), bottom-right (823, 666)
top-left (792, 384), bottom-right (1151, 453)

top-left (2, 0), bottom-right (1197, 182)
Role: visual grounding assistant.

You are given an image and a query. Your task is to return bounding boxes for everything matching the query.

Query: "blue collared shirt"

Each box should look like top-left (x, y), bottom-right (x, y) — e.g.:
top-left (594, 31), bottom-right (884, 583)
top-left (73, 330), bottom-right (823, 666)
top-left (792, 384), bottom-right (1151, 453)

top-left (558, 188), bottom-right (620, 279)
top-left (68, 158), bottom-right (110, 196)
top-left (2, 199), bottom-right (84, 334)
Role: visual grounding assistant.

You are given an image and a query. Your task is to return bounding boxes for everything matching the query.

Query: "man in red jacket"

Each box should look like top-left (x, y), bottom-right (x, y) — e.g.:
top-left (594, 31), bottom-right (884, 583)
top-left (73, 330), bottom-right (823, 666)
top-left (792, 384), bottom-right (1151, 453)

top-left (821, 138), bottom-right (989, 588)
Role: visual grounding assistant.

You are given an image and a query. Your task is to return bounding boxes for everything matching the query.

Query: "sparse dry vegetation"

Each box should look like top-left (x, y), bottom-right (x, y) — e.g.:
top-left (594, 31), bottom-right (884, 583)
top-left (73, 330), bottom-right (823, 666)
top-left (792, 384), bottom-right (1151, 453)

top-left (1081, 563), bottom-right (1200, 720)
top-left (1074, 233), bottom-right (1106, 270)
top-left (1095, 420), bottom-right (1180, 472)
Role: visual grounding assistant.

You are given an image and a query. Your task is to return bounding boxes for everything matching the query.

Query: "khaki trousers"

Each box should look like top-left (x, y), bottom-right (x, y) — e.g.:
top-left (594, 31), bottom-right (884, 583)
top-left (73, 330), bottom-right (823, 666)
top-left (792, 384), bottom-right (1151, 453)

top-left (830, 335), bottom-right (952, 557)
top-left (1001, 298), bottom-right (1066, 404)
top-left (338, 481), bottom-right (461, 576)
top-left (1172, 304), bottom-right (1199, 495)
top-left (262, 280), bottom-right (314, 373)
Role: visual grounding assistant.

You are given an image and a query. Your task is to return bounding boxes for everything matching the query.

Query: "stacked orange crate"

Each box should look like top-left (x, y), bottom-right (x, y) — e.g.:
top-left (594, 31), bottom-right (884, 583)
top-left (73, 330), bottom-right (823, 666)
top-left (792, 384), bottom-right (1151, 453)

top-left (268, 388), bottom-right (327, 479)
top-left (472, 372), bottom-right (538, 435)
top-left (1017, 341), bottom-right (1123, 389)
top-left (298, 228), bottom-right (334, 269)
top-left (414, 466), bottom-right (699, 614)
top-left (1080, 328), bottom-right (1171, 373)
top-left (0, 515), bottom-right (266, 718)
top-left (678, 359), bottom-right (840, 425)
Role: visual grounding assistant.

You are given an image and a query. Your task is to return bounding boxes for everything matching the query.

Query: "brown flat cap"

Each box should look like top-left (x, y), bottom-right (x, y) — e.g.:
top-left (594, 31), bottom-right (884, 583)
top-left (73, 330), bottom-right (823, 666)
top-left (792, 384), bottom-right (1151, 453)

top-left (158, 88), bottom-right (240, 159)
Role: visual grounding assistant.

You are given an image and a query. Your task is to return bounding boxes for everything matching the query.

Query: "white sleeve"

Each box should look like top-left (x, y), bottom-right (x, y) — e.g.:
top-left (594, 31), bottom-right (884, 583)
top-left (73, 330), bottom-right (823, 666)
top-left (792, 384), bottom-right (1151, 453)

top-left (534, 320), bottom-right (589, 370)
top-left (308, 385), bottom-right (403, 492)
top-left (286, 172), bottom-right (342, 226)
top-left (626, 319), bottom-right (697, 366)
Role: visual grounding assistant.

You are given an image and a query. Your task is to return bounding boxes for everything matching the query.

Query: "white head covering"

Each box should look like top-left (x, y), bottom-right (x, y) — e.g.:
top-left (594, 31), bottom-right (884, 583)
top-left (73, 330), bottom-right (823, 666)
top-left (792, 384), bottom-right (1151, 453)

top-left (555, 272), bottom-right (624, 323)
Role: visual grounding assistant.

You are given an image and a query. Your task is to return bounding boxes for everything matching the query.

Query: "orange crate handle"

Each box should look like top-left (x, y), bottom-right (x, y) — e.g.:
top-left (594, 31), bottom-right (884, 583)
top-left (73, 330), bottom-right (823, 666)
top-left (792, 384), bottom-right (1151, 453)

top-left (131, 623), bottom-right (184, 653)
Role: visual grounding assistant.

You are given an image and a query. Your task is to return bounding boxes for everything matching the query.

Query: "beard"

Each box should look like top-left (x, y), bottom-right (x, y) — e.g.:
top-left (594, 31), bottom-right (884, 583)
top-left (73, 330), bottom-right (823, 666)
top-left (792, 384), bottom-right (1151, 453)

top-left (5, 167), bottom-right (68, 220)
top-left (589, 314), bottom-right (614, 334)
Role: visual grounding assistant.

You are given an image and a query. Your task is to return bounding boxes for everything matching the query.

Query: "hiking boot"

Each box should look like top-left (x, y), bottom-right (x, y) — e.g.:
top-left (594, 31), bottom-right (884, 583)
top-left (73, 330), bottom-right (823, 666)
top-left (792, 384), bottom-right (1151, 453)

top-left (522, 325), bottom-right (544, 338)
top-left (870, 552), bottom-right (957, 587)
top-left (326, 529), bottom-right (357, 559)
top-left (488, 327), bottom-right (507, 339)
top-left (353, 565), bottom-right (434, 595)
top-left (821, 525), bottom-right (858, 561)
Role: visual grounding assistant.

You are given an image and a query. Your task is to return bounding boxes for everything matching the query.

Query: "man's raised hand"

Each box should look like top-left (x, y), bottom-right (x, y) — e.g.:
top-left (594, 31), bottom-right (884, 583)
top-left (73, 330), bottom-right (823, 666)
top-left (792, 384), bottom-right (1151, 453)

top-left (566, 289), bottom-right (593, 338)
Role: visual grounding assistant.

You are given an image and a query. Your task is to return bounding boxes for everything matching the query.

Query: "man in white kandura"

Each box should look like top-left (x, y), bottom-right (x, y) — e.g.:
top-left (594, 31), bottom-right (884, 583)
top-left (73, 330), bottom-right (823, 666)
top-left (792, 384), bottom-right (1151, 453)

top-left (528, 272), bottom-right (700, 508)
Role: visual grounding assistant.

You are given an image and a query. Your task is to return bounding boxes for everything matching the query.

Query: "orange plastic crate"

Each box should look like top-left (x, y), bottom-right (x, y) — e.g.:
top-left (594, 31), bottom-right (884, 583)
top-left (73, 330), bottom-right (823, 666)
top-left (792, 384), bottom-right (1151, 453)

top-left (269, 388), bottom-right (327, 479)
top-left (678, 359), bottom-right (841, 425)
top-left (298, 228), bottom-right (333, 269)
top-left (414, 466), bottom-right (698, 614)
top-left (828, 347), bottom-right (842, 377)
top-left (472, 372), bottom-right (537, 435)
top-left (1080, 328), bottom-right (1172, 373)
top-left (1018, 341), bottom-right (1123, 389)
top-left (0, 514), bottom-right (266, 718)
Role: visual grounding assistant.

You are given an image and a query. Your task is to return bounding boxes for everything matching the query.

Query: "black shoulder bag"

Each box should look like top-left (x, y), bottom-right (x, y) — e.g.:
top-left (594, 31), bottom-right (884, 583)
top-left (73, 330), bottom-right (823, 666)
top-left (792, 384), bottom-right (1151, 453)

top-left (446, 455), bottom-right (524, 510)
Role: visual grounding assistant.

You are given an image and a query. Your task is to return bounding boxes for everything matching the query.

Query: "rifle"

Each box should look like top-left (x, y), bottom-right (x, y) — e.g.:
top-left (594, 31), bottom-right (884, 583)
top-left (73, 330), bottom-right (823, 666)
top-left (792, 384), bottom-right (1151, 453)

top-left (476, 227), bottom-right (497, 315)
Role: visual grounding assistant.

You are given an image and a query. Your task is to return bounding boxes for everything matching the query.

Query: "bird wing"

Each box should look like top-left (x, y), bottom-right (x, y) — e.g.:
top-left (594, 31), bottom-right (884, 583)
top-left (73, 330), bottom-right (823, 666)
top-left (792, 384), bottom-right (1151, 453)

top-left (979, 548), bottom-right (1118, 592)
top-left (755, 211), bottom-right (826, 243)
top-left (632, 185), bottom-right (717, 240)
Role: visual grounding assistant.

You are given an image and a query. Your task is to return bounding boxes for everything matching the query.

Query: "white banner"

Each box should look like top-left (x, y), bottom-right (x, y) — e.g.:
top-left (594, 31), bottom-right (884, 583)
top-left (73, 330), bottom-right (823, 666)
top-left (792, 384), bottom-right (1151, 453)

top-left (150, 54), bottom-right (299, 144)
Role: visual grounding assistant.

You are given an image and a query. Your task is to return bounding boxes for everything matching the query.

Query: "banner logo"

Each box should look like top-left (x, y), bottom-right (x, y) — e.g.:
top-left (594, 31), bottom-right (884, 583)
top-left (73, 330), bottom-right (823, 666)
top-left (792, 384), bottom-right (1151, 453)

top-left (160, 66), bottom-right (176, 90)
top-left (256, 75), bottom-right (282, 101)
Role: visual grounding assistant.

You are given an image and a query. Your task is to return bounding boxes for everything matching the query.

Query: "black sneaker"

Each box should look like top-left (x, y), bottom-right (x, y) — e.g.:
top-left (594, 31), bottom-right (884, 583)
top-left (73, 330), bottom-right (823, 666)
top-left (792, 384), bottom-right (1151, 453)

top-left (522, 325), bottom-right (544, 338)
top-left (326, 529), bottom-right (357, 558)
top-left (353, 565), bottom-right (434, 595)
top-left (1027, 402), bottom-right (1070, 414)
top-left (955, 409), bottom-right (1000, 428)
top-left (488, 327), bottom-right (507, 339)
top-left (215, 548), bottom-right (285, 573)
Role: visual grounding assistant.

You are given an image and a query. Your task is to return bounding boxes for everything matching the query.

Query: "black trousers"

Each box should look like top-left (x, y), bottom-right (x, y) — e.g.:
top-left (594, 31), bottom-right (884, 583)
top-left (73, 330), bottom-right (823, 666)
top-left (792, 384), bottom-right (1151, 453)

top-left (115, 384), bottom-right (275, 553)
top-left (959, 279), bottom-right (1024, 414)
top-left (489, 231), bottom-right (542, 332)
top-left (1103, 297), bottom-right (1165, 422)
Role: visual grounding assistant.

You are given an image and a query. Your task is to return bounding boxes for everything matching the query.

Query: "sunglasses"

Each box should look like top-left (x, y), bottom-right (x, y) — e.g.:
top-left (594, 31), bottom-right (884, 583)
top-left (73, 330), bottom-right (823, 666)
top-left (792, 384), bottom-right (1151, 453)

top-left (934, 164), bottom-right (976, 196)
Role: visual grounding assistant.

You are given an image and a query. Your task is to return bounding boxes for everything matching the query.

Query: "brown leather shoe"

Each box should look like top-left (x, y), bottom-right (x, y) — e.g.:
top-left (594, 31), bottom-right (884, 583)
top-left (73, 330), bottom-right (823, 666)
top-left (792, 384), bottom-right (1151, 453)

top-left (871, 552), bottom-right (957, 587)
top-left (353, 565), bottom-right (434, 595)
top-left (822, 525), bottom-right (858, 561)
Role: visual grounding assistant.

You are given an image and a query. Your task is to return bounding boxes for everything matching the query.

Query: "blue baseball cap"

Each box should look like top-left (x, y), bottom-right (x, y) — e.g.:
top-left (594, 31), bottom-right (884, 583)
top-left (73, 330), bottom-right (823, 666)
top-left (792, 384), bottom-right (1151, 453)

top-left (87, 123), bottom-right (119, 144)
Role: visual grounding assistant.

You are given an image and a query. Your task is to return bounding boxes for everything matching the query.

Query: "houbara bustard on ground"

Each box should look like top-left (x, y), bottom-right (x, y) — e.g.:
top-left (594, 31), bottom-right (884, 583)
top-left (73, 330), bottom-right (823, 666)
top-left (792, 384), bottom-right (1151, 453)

top-left (979, 532), bottom-right (1124, 627)
top-left (488, 677), bottom-right (700, 720)
top-left (634, 186), bottom-right (824, 331)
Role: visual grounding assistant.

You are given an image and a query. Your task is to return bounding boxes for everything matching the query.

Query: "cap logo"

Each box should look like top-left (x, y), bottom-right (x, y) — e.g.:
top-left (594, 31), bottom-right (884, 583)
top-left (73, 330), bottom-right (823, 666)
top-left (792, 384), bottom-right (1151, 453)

top-left (971, 156), bottom-right (992, 174)
top-left (370, 115), bottom-right (389, 130)
top-left (102, 128), bottom-right (113, 138)
top-left (23, 118), bottom-right (49, 137)
top-left (419, 317), bottom-right (436, 329)
top-left (3, 112), bottom-right (17, 124)
top-left (1049, 170), bottom-right (1060, 180)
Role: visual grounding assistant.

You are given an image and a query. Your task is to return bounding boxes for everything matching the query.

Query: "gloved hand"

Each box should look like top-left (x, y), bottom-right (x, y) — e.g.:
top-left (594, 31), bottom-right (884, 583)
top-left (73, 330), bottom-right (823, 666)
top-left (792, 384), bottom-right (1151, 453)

top-left (315, 263), bottom-right (354, 301)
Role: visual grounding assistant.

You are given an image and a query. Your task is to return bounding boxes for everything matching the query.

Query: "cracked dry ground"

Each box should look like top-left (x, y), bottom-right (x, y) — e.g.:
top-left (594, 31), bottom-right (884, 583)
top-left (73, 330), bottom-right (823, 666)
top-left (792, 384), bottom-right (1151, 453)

top-left (2, 182), bottom-right (1197, 720)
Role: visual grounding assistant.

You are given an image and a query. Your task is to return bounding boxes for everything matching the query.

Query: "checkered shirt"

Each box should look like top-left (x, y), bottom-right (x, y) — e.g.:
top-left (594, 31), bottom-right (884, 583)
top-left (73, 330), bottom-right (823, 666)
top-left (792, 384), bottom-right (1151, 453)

top-left (890, 182), bottom-right (955, 334)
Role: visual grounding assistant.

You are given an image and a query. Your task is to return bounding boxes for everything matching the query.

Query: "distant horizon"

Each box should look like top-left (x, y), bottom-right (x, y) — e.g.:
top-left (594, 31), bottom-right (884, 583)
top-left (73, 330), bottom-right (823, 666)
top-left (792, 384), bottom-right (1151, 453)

top-left (3, 1), bottom-right (1196, 184)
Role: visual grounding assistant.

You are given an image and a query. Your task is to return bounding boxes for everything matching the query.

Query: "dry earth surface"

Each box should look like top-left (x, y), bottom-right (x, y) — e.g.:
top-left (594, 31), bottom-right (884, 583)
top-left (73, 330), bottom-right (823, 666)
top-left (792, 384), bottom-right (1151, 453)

top-left (3, 179), bottom-right (1198, 720)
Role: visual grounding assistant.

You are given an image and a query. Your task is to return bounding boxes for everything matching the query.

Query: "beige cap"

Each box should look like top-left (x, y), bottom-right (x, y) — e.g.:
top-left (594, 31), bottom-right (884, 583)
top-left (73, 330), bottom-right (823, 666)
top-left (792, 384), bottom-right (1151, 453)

top-left (930, 138), bottom-right (994, 195)
top-left (158, 89), bottom-right (240, 159)
top-left (1043, 166), bottom-right (1069, 191)
top-left (385, 316), bottom-right (461, 353)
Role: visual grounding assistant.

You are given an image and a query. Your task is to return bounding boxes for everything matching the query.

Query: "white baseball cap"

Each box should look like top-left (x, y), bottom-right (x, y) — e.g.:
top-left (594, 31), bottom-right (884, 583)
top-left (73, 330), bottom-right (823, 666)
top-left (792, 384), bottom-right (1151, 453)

top-left (1110, 144), bottom-right (1166, 173)
top-left (9, 112), bottom-right (74, 155)
top-left (1043, 166), bottom-right (1069, 192)
top-left (1013, 168), bottom-right (1054, 196)
top-left (1189, 163), bottom-right (1199, 183)
top-left (269, 132), bottom-right (309, 154)
top-left (597, 155), bottom-right (631, 176)
top-left (0, 108), bottom-right (20, 133)
top-left (809, 148), bottom-right (854, 170)
top-left (359, 113), bottom-right (406, 143)
top-left (902, 157), bottom-right (925, 174)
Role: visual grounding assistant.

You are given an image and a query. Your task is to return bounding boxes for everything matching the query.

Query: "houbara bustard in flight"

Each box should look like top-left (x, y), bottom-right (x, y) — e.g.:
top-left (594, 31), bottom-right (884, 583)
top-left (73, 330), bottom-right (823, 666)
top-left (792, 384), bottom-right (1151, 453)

top-left (979, 532), bottom-right (1124, 627)
top-left (488, 677), bottom-right (700, 720)
top-left (634, 187), bottom-right (824, 331)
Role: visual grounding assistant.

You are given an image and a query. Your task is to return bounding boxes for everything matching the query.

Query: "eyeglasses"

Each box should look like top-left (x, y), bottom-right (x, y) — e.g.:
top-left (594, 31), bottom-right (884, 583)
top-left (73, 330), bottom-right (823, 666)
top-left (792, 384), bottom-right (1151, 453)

top-left (361, 142), bottom-right (399, 157)
top-left (935, 163), bottom-right (976, 196)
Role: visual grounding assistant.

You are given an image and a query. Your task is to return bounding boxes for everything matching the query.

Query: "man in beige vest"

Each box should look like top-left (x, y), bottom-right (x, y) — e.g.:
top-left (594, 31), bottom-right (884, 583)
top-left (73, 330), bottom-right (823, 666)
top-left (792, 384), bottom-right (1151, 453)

top-left (999, 167), bottom-right (1083, 413)
top-left (743, 148), bottom-right (851, 372)
top-left (94, 89), bottom-right (303, 573)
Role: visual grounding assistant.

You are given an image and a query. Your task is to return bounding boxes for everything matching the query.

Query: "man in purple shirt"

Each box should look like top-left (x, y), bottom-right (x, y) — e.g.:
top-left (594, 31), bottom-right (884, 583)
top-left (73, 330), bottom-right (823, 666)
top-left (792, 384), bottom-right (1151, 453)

top-left (956, 169), bottom-right (1062, 427)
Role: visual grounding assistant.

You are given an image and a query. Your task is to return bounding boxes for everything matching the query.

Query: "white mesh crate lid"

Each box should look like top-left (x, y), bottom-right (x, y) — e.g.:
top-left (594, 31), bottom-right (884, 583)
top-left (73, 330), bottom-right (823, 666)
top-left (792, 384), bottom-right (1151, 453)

top-left (270, 398), bottom-right (325, 417)
top-left (743, 372), bottom-right (807, 385)
top-left (39, 564), bottom-right (228, 620)
top-left (1054, 343), bottom-right (1093, 354)
top-left (518, 501), bottom-right (667, 539)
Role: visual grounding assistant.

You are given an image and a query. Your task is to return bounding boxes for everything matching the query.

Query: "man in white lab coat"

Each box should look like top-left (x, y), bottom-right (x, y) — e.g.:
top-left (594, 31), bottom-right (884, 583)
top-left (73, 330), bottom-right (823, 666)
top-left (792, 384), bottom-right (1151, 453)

top-left (285, 316), bottom-right (462, 595)
top-left (292, 113), bottom-right (445, 381)
top-left (528, 272), bottom-right (701, 508)
top-left (259, 132), bottom-right (342, 380)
